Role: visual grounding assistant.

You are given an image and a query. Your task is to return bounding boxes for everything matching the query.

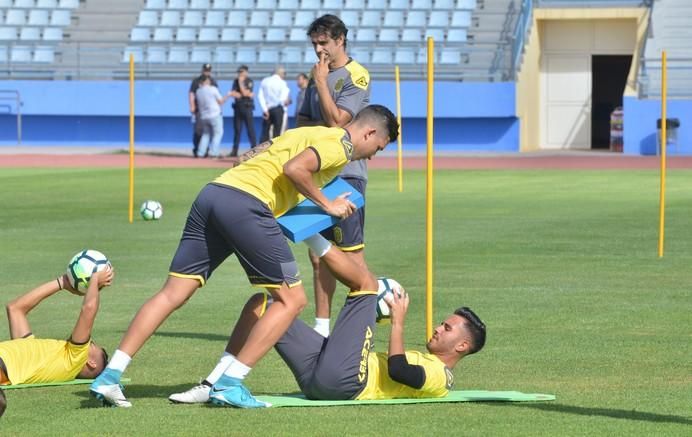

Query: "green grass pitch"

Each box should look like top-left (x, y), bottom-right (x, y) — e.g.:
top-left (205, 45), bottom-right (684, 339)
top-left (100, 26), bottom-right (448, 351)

top-left (0, 167), bottom-right (690, 435)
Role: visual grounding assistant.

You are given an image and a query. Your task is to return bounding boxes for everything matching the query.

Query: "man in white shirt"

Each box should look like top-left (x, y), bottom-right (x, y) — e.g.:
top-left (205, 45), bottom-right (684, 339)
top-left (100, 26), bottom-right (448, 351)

top-left (258, 66), bottom-right (291, 143)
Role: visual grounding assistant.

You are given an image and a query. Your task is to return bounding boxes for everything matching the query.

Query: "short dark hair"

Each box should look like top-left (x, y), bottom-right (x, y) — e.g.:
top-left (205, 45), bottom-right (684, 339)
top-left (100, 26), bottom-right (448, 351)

top-left (100, 347), bottom-right (109, 371)
top-left (307, 14), bottom-right (348, 48)
top-left (455, 307), bottom-right (486, 355)
top-left (237, 65), bottom-right (249, 73)
top-left (0, 387), bottom-right (6, 418)
top-left (297, 72), bottom-right (309, 81)
top-left (353, 105), bottom-right (399, 143)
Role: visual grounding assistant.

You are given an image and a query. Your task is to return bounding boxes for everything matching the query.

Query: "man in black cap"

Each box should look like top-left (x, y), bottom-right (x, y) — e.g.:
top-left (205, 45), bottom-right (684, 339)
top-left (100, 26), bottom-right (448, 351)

top-left (189, 64), bottom-right (219, 158)
top-left (229, 65), bottom-right (257, 157)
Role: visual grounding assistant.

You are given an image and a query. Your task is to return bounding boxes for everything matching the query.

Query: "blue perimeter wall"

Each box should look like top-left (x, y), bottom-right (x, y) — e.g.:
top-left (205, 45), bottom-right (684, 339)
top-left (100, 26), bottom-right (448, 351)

top-left (624, 96), bottom-right (692, 156)
top-left (0, 80), bottom-right (519, 153)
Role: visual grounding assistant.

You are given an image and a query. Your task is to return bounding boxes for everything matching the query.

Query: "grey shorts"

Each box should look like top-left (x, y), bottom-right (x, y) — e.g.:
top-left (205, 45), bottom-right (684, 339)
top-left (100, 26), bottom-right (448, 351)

top-left (169, 183), bottom-right (301, 288)
top-left (320, 177), bottom-right (366, 251)
top-left (274, 293), bottom-right (376, 400)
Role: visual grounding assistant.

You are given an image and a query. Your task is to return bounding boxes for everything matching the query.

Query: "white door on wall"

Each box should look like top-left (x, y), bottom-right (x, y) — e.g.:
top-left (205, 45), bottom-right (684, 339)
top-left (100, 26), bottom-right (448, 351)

top-left (541, 54), bottom-right (591, 149)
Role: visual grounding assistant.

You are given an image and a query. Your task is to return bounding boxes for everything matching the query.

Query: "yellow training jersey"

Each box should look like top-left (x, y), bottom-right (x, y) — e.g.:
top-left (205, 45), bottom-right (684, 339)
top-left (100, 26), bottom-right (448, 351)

top-left (214, 126), bottom-right (353, 217)
top-left (0, 335), bottom-right (90, 385)
top-left (356, 351), bottom-right (453, 400)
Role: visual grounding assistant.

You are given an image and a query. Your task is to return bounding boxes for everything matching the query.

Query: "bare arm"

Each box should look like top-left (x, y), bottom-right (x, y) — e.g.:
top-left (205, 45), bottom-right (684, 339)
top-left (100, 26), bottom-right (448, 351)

top-left (6, 277), bottom-right (64, 339)
top-left (189, 92), bottom-right (196, 113)
top-left (387, 289), bottom-right (409, 358)
top-left (69, 267), bottom-right (114, 344)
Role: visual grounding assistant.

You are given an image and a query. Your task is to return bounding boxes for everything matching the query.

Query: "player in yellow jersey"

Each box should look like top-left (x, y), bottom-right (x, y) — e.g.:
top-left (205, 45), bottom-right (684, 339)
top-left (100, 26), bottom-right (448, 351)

top-left (171, 233), bottom-right (485, 403)
top-left (90, 104), bottom-right (399, 409)
top-left (0, 267), bottom-right (113, 392)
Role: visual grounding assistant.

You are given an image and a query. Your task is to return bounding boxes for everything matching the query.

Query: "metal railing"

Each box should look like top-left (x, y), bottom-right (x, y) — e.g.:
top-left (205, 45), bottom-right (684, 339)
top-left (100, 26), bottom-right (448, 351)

top-left (511, 0), bottom-right (533, 80)
top-left (0, 89), bottom-right (22, 144)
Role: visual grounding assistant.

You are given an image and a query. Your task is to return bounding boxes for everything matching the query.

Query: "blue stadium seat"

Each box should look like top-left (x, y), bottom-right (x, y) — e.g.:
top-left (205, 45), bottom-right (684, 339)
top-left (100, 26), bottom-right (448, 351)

top-left (198, 27), bottom-right (218, 41)
top-left (138, 11), bottom-right (158, 26)
top-left (458, 0), bottom-right (477, 9)
top-left (417, 49), bottom-right (432, 64)
top-left (411, 0), bottom-right (429, 8)
top-left (28, 10), bottom-right (50, 26)
top-left (451, 10), bottom-right (471, 27)
top-left (256, 0), bottom-right (277, 8)
top-left (303, 48), bottom-right (314, 63)
top-left (122, 46), bottom-right (144, 63)
top-left (0, 46), bottom-right (7, 62)
top-left (58, 0), bottom-right (78, 8)
top-left (265, 28), bottom-right (285, 42)
top-left (439, 48), bottom-right (460, 65)
top-left (371, 48), bottom-right (392, 64)
top-left (36, 0), bottom-right (58, 7)
top-left (235, 47), bottom-right (256, 64)
top-left (365, 0), bottom-right (384, 8)
top-left (278, 0), bottom-right (298, 9)
top-left (360, 11), bottom-right (380, 27)
top-left (389, 0), bottom-right (408, 8)
top-left (243, 27), bottom-right (263, 42)
top-left (0, 0), bottom-right (10, 6)
top-left (258, 47), bottom-right (279, 63)
top-left (447, 28), bottom-right (466, 43)
top-left (401, 28), bottom-right (421, 42)
top-left (433, 0), bottom-right (454, 8)
top-left (189, 0), bottom-right (210, 9)
top-left (14, 0), bottom-right (34, 7)
top-left (250, 11), bottom-right (270, 27)
top-left (50, 10), bottom-right (70, 25)
top-left (33, 45), bottom-right (54, 63)
top-left (406, 11), bottom-right (426, 28)
top-left (10, 45), bottom-right (32, 62)
top-left (205, 11), bottom-right (225, 26)
top-left (281, 46), bottom-right (302, 64)
top-left (294, 11), bottom-right (315, 27)
top-left (6, 10), bottom-right (26, 25)
top-left (212, 0), bottom-right (232, 9)
top-left (300, 0), bottom-right (320, 9)
top-left (383, 11), bottom-right (404, 27)
top-left (289, 28), bottom-right (304, 42)
top-left (379, 28), bottom-right (398, 42)
top-left (145, 0), bottom-right (165, 9)
top-left (42, 26), bottom-right (63, 41)
top-left (394, 48), bottom-right (416, 64)
top-left (153, 27), bottom-right (174, 41)
top-left (272, 11), bottom-right (291, 27)
top-left (350, 47), bottom-right (370, 64)
top-left (354, 28), bottom-right (376, 42)
top-left (338, 11), bottom-right (359, 27)
top-left (227, 11), bottom-right (246, 27)
top-left (176, 27), bottom-right (196, 42)
top-left (160, 11), bottom-right (180, 26)
top-left (214, 46), bottom-right (233, 63)
top-left (130, 27), bottom-right (150, 41)
top-left (19, 26), bottom-right (40, 40)
top-left (0, 27), bottom-right (17, 40)
top-left (168, 0), bottom-right (188, 9)
top-left (146, 46), bottom-right (167, 63)
top-left (428, 11), bottom-right (448, 27)
top-left (220, 27), bottom-right (241, 41)
top-left (190, 46), bottom-right (211, 63)
top-left (323, 0), bottom-right (343, 9)
top-left (183, 11), bottom-right (203, 26)
top-left (424, 28), bottom-right (444, 42)
top-left (168, 46), bottom-right (188, 63)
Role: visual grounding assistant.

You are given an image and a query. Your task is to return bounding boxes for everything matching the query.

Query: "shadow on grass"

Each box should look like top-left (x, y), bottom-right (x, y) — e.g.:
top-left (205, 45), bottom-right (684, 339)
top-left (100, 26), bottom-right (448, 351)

top-left (502, 402), bottom-right (692, 426)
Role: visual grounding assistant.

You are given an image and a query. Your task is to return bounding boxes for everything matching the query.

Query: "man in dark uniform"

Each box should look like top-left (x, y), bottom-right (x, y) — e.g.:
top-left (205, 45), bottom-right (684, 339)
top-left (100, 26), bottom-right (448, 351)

top-left (188, 64), bottom-right (218, 158)
top-left (229, 65), bottom-right (257, 157)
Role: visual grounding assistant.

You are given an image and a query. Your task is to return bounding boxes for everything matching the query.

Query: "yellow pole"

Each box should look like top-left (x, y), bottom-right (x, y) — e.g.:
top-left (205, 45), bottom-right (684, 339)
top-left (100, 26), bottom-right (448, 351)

top-left (425, 37), bottom-right (434, 341)
top-left (129, 54), bottom-right (135, 224)
top-left (658, 51), bottom-right (667, 257)
top-left (395, 65), bottom-right (403, 192)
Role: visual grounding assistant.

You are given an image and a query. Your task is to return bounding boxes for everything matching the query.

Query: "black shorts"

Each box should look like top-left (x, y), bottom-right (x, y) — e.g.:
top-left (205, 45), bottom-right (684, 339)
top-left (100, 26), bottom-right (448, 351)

top-left (169, 183), bottom-right (301, 288)
top-left (320, 177), bottom-right (366, 251)
top-left (274, 292), bottom-right (377, 400)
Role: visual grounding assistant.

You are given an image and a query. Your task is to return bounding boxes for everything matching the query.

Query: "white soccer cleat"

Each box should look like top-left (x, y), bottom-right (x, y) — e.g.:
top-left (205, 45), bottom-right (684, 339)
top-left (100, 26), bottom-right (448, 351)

top-left (169, 383), bottom-right (211, 404)
top-left (90, 383), bottom-right (132, 408)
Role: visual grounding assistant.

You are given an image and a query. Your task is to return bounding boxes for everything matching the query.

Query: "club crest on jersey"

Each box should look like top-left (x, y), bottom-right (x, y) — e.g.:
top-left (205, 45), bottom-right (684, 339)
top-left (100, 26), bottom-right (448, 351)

top-left (355, 76), bottom-right (368, 88)
top-left (334, 226), bottom-right (343, 244)
top-left (444, 367), bottom-right (455, 389)
top-left (334, 78), bottom-right (344, 92)
top-left (341, 138), bottom-right (354, 160)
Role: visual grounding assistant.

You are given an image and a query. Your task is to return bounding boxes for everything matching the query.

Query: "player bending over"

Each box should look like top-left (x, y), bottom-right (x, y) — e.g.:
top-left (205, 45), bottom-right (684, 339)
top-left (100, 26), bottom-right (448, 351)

top-left (0, 268), bottom-right (113, 389)
top-left (170, 234), bottom-right (486, 404)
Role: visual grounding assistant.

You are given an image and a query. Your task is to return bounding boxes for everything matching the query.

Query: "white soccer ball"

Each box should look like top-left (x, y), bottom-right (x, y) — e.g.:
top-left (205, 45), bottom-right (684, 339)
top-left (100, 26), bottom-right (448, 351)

top-left (140, 200), bottom-right (163, 221)
top-left (376, 277), bottom-right (404, 323)
top-left (66, 250), bottom-right (111, 294)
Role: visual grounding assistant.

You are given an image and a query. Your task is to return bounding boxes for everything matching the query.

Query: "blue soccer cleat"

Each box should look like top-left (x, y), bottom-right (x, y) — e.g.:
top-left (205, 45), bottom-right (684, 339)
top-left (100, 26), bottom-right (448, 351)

top-left (90, 368), bottom-right (132, 408)
top-left (208, 375), bottom-right (271, 409)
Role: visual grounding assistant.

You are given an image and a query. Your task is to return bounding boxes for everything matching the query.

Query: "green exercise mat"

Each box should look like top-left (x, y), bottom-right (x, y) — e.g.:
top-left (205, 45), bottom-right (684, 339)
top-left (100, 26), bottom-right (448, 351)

top-left (256, 390), bottom-right (556, 408)
top-left (2, 378), bottom-right (131, 390)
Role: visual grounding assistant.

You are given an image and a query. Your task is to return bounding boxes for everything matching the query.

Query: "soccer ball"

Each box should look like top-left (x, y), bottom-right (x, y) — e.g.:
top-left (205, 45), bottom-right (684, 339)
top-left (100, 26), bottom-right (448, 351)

top-left (376, 277), bottom-right (404, 323)
top-left (66, 250), bottom-right (111, 294)
top-left (140, 200), bottom-right (163, 221)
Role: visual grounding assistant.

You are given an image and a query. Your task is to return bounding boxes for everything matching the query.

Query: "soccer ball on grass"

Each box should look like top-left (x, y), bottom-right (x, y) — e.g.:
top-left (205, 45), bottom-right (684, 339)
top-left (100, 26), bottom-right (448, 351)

top-left (140, 200), bottom-right (163, 221)
top-left (66, 250), bottom-right (111, 295)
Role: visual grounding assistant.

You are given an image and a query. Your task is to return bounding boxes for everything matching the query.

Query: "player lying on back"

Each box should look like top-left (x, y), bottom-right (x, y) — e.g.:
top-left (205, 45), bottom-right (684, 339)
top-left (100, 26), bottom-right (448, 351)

top-left (170, 234), bottom-right (486, 404)
top-left (0, 268), bottom-right (113, 388)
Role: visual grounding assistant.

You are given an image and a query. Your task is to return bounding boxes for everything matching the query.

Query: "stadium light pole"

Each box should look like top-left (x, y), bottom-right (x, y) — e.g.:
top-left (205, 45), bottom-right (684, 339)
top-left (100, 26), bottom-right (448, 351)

top-left (426, 37), bottom-right (434, 341)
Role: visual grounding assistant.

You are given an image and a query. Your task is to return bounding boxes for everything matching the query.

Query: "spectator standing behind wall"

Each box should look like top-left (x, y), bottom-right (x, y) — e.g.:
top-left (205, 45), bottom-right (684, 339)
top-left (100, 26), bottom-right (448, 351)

top-left (188, 64), bottom-right (218, 158)
top-left (196, 77), bottom-right (233, 158)
top-left (258, 66), bottom-right (291, 143)
top-left (229, 65), bottom-right (257, 157)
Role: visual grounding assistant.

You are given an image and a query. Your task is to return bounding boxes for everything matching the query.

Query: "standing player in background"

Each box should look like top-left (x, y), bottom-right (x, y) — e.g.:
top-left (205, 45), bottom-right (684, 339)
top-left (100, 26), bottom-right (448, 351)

top-left (229, 65), bottom-right (257, 158)
top-left (297, 14), bottom-right (371, 338)
top-left (257, 66), bottom-right (291, 143)
top-left (188, 64), bottom-right (218, 158)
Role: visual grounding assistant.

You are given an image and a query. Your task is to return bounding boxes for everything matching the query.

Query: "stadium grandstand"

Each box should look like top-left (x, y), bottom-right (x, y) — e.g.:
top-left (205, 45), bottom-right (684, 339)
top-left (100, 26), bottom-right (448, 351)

top-left (1, 0), bottom-right (690, 156)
